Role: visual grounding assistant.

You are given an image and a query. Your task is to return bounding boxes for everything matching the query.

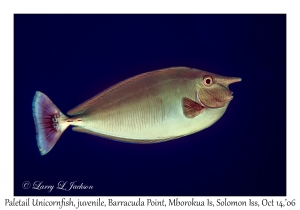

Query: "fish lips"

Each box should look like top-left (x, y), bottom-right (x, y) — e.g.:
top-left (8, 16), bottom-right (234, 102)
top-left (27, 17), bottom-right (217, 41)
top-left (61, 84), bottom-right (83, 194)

top-left (220, 86), bottom-right (234, 103)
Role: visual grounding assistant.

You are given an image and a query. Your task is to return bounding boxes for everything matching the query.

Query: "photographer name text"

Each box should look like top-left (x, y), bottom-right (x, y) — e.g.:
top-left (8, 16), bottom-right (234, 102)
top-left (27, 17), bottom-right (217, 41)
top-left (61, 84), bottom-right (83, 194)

top-left (22, 181), bottom-right (93, 193)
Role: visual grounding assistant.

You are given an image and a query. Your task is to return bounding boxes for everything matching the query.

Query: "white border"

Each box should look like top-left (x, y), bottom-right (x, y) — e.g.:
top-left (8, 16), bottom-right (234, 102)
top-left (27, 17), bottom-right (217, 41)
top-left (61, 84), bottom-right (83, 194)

top-left (1, 0), bottom-right (299, 210)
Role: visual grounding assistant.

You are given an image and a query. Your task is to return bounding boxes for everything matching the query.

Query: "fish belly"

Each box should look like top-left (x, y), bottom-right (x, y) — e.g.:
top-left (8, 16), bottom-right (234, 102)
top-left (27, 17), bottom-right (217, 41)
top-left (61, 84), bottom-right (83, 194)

top-left (78, 79), bottom-right (227, 141)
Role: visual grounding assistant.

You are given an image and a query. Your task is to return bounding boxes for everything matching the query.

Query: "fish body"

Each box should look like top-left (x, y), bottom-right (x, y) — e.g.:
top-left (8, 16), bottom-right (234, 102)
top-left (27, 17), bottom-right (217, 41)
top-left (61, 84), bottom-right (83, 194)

top-left (32, 67), bottom-right (241, 155)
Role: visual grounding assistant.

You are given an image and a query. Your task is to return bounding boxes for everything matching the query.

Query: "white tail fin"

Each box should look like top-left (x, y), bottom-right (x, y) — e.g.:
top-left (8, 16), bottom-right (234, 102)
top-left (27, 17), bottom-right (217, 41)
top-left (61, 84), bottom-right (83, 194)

top-left (32, 91), bottom-right (70, 155)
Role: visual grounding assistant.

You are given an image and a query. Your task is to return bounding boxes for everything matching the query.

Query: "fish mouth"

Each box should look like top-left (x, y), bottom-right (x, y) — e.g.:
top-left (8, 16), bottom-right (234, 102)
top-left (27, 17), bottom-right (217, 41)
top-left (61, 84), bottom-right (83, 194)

top-left (226, 95), bottom-right (234, 102)
top-left (226, 90), bottom-right (234, 102)
top-left (220, 85), bottom-right (234, 100)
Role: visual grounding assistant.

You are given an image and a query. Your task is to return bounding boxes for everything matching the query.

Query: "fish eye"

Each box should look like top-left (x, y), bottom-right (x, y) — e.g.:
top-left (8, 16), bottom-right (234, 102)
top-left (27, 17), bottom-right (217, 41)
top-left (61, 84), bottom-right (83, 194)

top-left (203, 76), bottom-right (213, 86)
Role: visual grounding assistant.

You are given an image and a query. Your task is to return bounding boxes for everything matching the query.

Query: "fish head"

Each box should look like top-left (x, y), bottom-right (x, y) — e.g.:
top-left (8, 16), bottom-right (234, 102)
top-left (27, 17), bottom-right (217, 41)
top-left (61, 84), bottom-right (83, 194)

top-left (195, 71), bottom-right (241, 108)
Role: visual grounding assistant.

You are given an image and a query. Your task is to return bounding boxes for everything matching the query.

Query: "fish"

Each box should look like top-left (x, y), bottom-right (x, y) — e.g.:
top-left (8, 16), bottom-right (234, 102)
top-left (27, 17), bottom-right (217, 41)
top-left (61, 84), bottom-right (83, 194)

top-left (32, 67), bottom-right (241, 155)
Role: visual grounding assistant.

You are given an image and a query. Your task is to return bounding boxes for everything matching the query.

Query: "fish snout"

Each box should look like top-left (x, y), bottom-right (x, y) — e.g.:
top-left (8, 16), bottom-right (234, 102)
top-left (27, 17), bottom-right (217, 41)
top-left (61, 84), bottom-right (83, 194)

top-left (215, 76), bottom-right (242, 85)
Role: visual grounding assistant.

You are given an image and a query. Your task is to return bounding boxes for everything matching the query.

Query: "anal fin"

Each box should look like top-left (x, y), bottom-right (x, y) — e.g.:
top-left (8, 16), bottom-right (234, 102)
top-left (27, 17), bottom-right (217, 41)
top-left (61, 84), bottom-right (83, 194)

top-left (182, 97), bottom-right (205, 118)
top-left (72, 127), bottom-right (175, 144)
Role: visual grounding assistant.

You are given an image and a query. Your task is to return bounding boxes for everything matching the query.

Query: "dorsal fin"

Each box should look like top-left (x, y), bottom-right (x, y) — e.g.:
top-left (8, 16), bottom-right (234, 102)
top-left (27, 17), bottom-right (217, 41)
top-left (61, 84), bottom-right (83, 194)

top-left (182, 97), bottom-right (205, 118)
top-left (67, 67), bottom-right (185, 116)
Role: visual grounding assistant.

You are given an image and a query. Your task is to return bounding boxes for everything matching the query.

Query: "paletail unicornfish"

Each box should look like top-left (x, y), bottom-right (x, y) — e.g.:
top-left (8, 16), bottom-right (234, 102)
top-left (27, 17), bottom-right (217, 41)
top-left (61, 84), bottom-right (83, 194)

top-left (32, 67), bottom-right (241, 155)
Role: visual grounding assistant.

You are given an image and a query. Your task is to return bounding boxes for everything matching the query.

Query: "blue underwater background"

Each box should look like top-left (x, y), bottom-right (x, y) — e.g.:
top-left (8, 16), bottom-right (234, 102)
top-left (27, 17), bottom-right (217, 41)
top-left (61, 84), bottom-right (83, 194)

top-left (14, 14), bottom-right (286, 196)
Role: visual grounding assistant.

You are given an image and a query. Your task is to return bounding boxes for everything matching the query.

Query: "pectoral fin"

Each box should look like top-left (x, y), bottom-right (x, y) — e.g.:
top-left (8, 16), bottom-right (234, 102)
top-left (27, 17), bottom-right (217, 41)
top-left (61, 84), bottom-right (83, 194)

top-left (182, 97), bottom-right (205, 118)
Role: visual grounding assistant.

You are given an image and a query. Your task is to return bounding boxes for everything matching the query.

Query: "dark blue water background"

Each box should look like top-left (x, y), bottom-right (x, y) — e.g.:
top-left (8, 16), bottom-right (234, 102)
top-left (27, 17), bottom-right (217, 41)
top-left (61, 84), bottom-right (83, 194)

top-left (14, 14), bottom-right (286, 196)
